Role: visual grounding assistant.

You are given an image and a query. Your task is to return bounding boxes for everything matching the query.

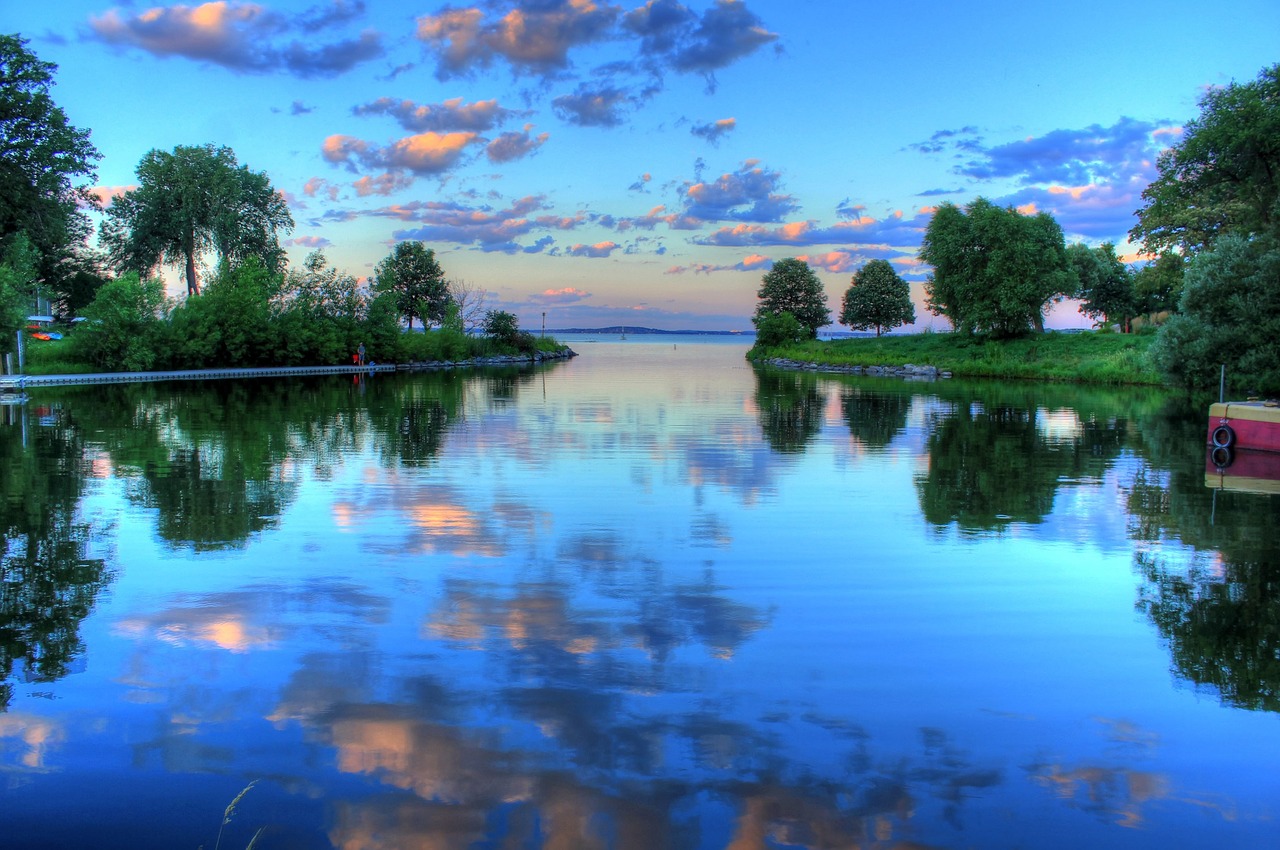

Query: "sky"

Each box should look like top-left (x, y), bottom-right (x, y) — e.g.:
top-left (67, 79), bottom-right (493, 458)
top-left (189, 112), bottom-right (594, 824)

top-left (10, 0), bottom-right (1280, 331)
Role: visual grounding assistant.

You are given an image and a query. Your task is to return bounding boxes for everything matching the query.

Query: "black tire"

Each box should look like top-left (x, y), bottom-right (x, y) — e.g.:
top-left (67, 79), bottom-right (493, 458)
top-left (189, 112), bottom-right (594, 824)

top-left (1211, 445), bottom-right (1234, 469)
top-left (1211, 424), bottom-right (1236, 449)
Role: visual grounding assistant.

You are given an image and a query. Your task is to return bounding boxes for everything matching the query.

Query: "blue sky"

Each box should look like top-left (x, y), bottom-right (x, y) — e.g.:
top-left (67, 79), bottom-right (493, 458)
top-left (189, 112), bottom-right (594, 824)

top-left (11, 0), bottom-right (1280, 330)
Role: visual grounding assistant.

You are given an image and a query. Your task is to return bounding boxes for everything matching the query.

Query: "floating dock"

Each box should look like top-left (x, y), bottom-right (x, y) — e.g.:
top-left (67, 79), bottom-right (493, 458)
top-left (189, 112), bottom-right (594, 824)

top-left (0, 364), bottom-right (396, 391)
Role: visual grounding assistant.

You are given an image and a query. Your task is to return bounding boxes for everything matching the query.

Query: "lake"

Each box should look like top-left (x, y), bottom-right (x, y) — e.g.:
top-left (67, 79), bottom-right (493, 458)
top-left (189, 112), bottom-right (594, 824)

top-left (2, 338), bottom-right (1277, 849)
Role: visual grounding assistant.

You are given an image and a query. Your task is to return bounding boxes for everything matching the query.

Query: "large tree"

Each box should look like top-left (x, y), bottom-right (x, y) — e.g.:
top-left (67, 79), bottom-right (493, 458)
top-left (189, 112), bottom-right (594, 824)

top-left (374, 241), bottom-right (451, 331)
top-left (0, 34), bottom-right (101, 306)
top-left (839, 259), bottom-right (915, 337)
top-left (1148, 234), bottom-right (1280, 393)
top-left (1067, 242), bottom-right (1136, 331)
top-left (101, 144), bottom-right (293, 297)
top-left (752, 257), bottom-right (830, 339)
top-left (919, 198), bottom-right (1075, 338)
top-left (1132, 249), bottom-right (1185, 316)
top-left (1131, 63), bottom-right (1280, 255)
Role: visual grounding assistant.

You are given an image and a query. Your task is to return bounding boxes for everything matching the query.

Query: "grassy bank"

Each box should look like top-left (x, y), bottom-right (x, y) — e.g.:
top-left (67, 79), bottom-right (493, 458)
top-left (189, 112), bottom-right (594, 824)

top-left (751, 330), bottom-right (1163, 385)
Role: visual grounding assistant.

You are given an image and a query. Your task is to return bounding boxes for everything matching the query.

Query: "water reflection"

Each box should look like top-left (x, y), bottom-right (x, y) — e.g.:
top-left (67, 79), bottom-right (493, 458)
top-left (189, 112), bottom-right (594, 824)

top-left (0, 403), bottom-right (111, 710)
top-left (1126, 402), bottom-right (1280, 712)
top-left (1, 348), bottom-right (1277, 847)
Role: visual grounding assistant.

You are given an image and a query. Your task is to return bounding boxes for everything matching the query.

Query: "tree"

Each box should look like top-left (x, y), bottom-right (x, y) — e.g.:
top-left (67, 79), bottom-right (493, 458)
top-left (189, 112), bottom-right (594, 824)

top-left (0, 35), bottom-right (101, 293)
top-left (1068, 242), bottom-right (1136, 331)
top-left (483, 309), bottom-right (520, 343)
top-left (1148, 234), bottom-right (1280, 393)
top-left (1132, 249), bottom-right (1185, 316)
top-left (74, 272), bottom-right (169, 371)
top-left (839, 259), bottom-right (915, 337)
top-left (0, 234), bottom-right (38, 355)
top-left (1131, 63), bottom-right (1280, 255)
top-left (919, 198), bottom-right (1075, 338)
top-left (374, 241), bottom-right (451, 331)
top-left (101, 144), bottom-right (293, 297)
top-left (447, 277), bottom-right (488, 332)
top-left (753, 258), bottom-right (830, 339)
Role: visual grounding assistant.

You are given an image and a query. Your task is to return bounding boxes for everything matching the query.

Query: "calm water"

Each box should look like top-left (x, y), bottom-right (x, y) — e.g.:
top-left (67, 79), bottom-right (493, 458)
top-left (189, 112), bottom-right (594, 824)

top-left (2, 338), bottom-right (1277, 849)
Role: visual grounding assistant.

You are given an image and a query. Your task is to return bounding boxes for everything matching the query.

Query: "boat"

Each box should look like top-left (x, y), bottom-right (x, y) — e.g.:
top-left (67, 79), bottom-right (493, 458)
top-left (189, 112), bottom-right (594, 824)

top-left (1206, 400), bottom-right (1280, 490)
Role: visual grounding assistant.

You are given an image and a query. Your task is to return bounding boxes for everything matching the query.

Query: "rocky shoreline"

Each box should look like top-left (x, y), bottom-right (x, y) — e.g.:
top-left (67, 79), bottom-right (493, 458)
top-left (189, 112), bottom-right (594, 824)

top-left (757, 357), bottom-right (951, 380)
top-left (402, 348), bottom-right (578, 370)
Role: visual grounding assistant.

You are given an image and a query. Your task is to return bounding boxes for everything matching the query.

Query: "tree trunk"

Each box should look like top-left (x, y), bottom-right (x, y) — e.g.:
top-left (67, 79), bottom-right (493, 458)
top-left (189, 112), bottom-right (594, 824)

top-left (184, 230), bottom-right (200, 296)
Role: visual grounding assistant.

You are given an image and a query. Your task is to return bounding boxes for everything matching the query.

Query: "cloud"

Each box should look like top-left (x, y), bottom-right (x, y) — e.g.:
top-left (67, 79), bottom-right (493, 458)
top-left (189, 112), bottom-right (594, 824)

top-left (87, 1), bottom-right (384, 77)
top-left (372, 194), bottom-right (551, 253)
top-left (954, 117), bottom-right (1169, 186)
top-left (486, 127), bottom-right (549, 162)
top-left (290, 99), bottom-right (314, 115)
top-left (696, 208), bottom-right (931, 249)
top-left (552, 85), bottom-right (633, 127)
top-left (530, 286), bottom-right (592, 304)
top-left (679, 160), bottom-right (797, 223)
top-left (567, 241), bottom-right (620, 258)
top-left (628, 172), bottom-right (652, 192)
top-left (666, 0), bottom-right (778, 83)
top-left (690, 117), bottom-right (736, 145)
top-left (352, 172), bottom-right (416, 196)
top-left (415, 0), bottom-right (619, 79)
top-left (352, 96), bottom-right (521, 132)
top-left (288, 235), bottom-right (332, 248)
top-left (664, 252), bottom-right (770, 274)
top-left (322, 131), bottom-right (481, 175)
top-left (414, 0), bottom-right (778, 103)
top-left (85, 185), bottom-right (133, 207)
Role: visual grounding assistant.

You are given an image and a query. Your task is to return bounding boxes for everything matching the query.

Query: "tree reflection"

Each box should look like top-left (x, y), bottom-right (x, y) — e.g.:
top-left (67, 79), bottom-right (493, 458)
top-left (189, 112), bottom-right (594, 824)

top-left (753, 369), bottom-right (826, 454)
top-left (0, 405), bottom-right (111, 710)
top-left (1126, 401), bottom-right (1280, 712)
top-left (840, 384), bottom-right (912, 450)
top-left (916, 387), bottom-right (1130, 533)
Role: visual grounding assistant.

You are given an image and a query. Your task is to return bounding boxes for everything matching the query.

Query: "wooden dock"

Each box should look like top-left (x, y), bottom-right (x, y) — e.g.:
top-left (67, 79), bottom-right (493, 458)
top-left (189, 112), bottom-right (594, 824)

top-left (0, 364), bottom-right (397, 391)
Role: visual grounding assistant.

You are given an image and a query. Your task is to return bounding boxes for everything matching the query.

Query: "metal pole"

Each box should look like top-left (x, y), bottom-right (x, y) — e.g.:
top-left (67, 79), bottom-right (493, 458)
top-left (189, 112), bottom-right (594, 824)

top-left (1220, 365), bottom-right (1226, 404)
top-left (541, 312), bottom-right (546, 338)
top-left (17, 330), bottom-right (24, 373)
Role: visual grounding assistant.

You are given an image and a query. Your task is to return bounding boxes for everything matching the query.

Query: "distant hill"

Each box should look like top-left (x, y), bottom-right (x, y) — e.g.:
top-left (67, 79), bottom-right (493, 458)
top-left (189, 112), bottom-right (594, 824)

top-left (548, 326), bottom-right (749, 336)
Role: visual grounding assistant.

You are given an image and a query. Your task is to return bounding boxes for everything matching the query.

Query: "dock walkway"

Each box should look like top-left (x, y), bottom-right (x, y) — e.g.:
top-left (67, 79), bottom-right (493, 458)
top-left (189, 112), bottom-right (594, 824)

top-left (0, 364), bottom-right (396, 391)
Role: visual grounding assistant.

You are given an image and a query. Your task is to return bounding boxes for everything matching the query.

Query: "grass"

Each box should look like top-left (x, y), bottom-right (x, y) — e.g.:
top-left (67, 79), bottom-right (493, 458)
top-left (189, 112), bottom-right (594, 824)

top-left (752, 330), bottom-right (1164, 386)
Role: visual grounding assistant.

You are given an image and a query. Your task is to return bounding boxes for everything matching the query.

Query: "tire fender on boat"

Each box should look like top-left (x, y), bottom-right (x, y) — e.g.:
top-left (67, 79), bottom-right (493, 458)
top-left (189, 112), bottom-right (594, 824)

top-left (1211, 445), bottom-right (1235, 469)
top-left (1211, 423), bottom-right (1236, 449)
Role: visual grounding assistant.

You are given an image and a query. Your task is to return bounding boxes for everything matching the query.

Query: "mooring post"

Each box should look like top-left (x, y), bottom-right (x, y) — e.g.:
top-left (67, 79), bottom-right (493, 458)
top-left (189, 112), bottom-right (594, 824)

top-left (1220, 364), bottom-right (1226, 404)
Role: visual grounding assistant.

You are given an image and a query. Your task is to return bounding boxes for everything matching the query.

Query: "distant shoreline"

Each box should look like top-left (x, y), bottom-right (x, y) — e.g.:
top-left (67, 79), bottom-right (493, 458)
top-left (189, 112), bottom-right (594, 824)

top-left (548, 326), bottom-right (749, 336)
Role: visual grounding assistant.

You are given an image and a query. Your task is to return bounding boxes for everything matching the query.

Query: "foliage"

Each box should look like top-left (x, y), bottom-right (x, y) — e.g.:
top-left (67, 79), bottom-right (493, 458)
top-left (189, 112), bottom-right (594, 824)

top-left (72, 272), bottom-right (169, 371)
top-left (752, 330), bottom-right (1161, 385)
top-left (1131, 63), bottom-right (1280, 255)
top-left (0, 35), bottom-right (100, 297)
top-left (839, 259), bottom-right (915, 337)
top-left (1133, 249), bottom-right (1185, 316)
top-left (101, 144), bottom-right (293, 296)
top-left (1148, 234), bottom-right (1280, 393)
top-left (919, 198), bottom-right (1075, 338)
top-left (1068, 242), bottom-right (1136, 330)
top-left (0, 234), bottom-right (39, 354)
top-left (483, 309), bottom-right (521, 343)
top-left (753, 258), bottom-right (830, 338)
top-left (751, 309), bottom-right (806, 348)
top-left (374, 241), bottom-right (451, 331)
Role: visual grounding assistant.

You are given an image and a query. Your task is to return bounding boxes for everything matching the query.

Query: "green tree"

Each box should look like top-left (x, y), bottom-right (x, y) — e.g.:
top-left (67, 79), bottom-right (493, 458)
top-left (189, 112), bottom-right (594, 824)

top-left (1148, 234), bottom-right (1280, 393)
top-left (0, 35), bottom-right (101, 297)
top-left (101, 144), bottom-right (293, 297)
top-left (0, 234), bottom-right (38, 355)
top-left (751, 310), bottom-right (806, 347)
top-left (1133, 249), bottom-right (1185, 316)
top-left (1068, 242), bottom-right (1136, 331)
top-left (73, 272), bottom-right (169, 371)
top-left (1131, 63), bottom-right (1280, 255)
top-left (919, 198), bottom-right (1075, 338)
top-left (839, 259), bottom-right (915, 337)
top-left (374, 241), bottom-right (451, 331)
top-left (483, 309), bottom-right (520, 342)
top-left (753, 258), bottom-right (830, 339)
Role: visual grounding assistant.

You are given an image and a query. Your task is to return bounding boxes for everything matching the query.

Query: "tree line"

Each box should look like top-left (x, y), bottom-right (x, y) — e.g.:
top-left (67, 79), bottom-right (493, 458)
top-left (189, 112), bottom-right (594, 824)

top-left (0, 34), bottom-right (542, 372)
top-left (750, 61), bottom-right (1279, 393)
